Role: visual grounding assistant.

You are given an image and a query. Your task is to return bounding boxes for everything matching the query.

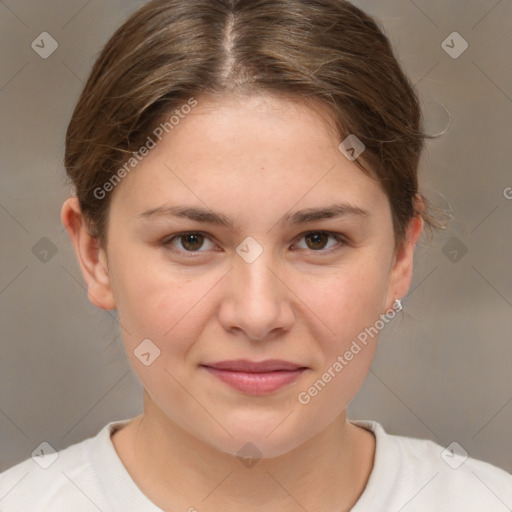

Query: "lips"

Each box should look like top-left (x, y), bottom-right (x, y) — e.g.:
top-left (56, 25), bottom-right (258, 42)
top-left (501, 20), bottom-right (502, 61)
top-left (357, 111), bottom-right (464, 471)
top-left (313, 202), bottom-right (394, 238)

top-left (200, 359), bottom-right (308, 395)
top-left (201, 359), bottom-right (306, 372)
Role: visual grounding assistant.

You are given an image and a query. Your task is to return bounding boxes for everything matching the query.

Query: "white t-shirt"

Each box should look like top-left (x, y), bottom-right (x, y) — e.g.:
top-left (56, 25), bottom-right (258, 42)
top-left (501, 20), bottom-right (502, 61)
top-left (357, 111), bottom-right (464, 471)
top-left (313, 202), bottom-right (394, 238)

top-left (1, 418), bottom-right (511, 511)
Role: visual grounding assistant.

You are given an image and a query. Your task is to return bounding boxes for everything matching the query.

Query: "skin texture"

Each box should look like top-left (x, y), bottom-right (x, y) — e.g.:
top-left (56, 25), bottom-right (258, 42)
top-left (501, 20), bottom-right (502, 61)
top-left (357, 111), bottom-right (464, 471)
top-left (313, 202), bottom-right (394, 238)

top-left (62, 92), bottom-right (424, 511)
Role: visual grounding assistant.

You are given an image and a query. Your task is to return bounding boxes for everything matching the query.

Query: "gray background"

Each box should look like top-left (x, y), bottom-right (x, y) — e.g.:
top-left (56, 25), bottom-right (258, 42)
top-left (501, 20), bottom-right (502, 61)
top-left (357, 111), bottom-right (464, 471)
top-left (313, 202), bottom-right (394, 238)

top-left (1, 0), bottom-right (511, 478)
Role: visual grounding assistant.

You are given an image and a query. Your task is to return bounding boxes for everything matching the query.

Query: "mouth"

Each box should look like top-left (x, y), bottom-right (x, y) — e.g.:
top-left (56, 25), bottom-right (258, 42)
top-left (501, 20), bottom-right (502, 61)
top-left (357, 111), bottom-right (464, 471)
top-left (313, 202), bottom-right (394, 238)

top-left (200, 359), bottom-right (308, 395)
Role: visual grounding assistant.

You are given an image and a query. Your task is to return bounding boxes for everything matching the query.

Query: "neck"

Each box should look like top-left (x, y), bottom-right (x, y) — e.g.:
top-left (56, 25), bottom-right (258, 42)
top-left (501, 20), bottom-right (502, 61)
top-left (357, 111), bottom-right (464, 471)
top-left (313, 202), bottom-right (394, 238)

top-left (112, 392), bottom-right (375, 512)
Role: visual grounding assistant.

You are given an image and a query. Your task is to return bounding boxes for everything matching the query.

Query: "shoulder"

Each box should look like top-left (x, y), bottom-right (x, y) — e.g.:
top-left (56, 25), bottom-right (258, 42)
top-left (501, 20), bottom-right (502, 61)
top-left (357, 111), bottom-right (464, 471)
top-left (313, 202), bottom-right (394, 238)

top-left (351, 420), bottom-right (512, 512)
top-left (0, 436), bottom-right (94, 510)
top-left (396, 431), bottom-right (512, 501)
top-left (0, 420), bottom-right (129, 511)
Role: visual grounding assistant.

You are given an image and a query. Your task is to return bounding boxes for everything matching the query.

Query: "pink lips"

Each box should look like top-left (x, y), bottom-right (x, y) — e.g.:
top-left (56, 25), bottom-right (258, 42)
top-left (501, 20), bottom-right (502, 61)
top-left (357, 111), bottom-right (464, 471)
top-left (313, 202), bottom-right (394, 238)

top-left (201, 359), bottom-right (308, 395)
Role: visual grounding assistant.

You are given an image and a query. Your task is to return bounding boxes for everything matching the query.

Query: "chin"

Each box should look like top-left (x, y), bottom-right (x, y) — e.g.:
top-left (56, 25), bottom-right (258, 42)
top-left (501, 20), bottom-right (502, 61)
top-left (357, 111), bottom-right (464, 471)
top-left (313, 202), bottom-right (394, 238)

top-left (215, 434), bottom-right (304, 461)
top-left (200, 414), bottom-right (315, 460)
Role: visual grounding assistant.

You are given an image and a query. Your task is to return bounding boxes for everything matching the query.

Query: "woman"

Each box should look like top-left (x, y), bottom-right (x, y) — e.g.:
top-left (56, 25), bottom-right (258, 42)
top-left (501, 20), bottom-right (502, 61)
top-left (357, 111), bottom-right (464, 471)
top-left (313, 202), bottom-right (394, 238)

top-left (1, 0), bottom-right (510, 510)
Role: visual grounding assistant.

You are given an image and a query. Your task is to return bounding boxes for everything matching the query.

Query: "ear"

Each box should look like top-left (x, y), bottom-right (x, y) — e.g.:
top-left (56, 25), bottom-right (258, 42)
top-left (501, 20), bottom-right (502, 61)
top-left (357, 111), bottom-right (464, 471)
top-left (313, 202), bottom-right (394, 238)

top-left (61, 197), bottom-right (116, 310)
top-left (385, 195), bottom-right (425, 310)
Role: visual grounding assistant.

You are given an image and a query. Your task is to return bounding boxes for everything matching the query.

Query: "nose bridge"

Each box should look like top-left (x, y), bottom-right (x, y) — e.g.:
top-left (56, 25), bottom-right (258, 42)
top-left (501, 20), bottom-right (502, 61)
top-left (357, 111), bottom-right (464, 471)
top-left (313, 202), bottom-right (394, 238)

top-left (235, 239), bottom-right (282, 306)
top-left (220, 238), bottom-right (293, 339)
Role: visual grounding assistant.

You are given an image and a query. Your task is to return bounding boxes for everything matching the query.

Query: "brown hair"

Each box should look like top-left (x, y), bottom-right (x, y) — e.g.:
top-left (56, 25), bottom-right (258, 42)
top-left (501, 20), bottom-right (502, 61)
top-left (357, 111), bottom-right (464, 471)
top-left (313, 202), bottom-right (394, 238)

top-left (64, 0), bottom-right (446, 252)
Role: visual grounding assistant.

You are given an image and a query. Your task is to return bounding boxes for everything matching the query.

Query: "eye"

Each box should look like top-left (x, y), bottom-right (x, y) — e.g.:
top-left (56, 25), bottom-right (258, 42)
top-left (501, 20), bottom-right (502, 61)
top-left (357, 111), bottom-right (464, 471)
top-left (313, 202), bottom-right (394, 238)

top-left (163, 232), bottom-right (216, 253)
top-left (162, 230), bottom-right (347, 256)
top-left (293, 231), bottom-right (347, 254)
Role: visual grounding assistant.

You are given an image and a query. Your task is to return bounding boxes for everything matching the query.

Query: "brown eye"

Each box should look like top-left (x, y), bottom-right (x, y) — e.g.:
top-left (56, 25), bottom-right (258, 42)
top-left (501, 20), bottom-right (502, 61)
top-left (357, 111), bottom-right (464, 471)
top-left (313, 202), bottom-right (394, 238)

top-left (164, 232), bottom-right (215, 253)
top-left (180, 233), bottom-right (204, 251)
top-left (304, 232), bottom-right (329, 250)
top-left (294, 231), bottom-right (347, 255)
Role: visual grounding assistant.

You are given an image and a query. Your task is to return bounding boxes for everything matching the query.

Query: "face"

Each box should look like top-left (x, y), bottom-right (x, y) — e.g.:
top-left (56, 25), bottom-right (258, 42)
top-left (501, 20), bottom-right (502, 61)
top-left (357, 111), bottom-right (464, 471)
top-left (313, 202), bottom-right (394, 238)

top-left (67, 93), bottom-right (420, 458)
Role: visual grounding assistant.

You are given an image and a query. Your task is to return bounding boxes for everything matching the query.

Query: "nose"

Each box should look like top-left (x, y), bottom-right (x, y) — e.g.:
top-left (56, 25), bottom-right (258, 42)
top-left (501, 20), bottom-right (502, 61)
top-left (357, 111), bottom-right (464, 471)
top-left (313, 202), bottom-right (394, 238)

top-left (218, 249), bottom-right (295, 341)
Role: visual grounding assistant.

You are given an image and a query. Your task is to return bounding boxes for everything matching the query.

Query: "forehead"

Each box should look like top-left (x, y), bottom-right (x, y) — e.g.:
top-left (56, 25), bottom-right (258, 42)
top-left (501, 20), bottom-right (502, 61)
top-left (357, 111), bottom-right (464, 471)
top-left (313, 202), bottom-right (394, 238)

top-left (109, 93), bottom-right (389, 223)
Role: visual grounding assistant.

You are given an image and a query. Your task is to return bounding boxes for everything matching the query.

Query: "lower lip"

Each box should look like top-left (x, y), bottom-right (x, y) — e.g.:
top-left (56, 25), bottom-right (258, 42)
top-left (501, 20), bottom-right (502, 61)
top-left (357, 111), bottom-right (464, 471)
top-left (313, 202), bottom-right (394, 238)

top-left (202, 366), bottom-right (307, 395)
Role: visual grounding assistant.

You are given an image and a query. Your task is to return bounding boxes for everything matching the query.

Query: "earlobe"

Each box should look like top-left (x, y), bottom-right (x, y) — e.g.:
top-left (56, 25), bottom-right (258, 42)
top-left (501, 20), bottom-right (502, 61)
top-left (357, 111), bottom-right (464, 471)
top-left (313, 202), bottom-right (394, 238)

top-left (61, 197), bottom-right (117, 310)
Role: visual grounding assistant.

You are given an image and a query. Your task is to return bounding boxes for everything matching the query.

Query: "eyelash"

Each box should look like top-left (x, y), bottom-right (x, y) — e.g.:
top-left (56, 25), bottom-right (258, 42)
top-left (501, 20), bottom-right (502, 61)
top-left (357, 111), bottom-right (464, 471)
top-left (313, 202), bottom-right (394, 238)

top-left (161, 231), bottom-right (348, 257)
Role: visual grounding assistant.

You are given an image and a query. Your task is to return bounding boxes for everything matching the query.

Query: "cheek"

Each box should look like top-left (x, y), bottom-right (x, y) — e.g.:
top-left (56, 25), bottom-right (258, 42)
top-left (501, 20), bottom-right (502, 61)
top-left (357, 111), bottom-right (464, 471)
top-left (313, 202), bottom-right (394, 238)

top-left (298, 257), bottom-right (391, 343)
top-left (110, 248), bottom-right (213, 354)
top-left (292, 264), bottom-right (388, 424)
top-left (294, 256), bottom-right (389, 378)
top-left (113, 269), bottom-right (211, 403)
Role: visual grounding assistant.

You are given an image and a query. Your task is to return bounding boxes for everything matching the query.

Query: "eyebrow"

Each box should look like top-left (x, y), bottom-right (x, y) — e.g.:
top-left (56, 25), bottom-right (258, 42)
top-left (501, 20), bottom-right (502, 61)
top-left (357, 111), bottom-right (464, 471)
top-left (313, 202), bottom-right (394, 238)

top-left (137, 202), bottom-right (370, 229)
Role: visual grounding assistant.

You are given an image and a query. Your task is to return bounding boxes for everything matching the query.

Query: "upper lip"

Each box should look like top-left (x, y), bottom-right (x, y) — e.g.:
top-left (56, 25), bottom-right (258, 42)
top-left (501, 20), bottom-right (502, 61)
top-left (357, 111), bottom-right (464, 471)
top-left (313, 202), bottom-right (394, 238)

top-left (201, 359), bottom-right (307, 372)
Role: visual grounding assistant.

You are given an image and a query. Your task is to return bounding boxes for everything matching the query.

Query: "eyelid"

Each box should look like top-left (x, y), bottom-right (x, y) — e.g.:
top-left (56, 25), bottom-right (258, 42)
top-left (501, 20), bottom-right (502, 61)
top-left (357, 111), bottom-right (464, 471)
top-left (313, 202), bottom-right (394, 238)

top-left (292, 230), bottom-right (348, 255)
top-left (162, 231), bottom-right (218, 253)
top-left (162, 230), bottom-right (348, 255)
